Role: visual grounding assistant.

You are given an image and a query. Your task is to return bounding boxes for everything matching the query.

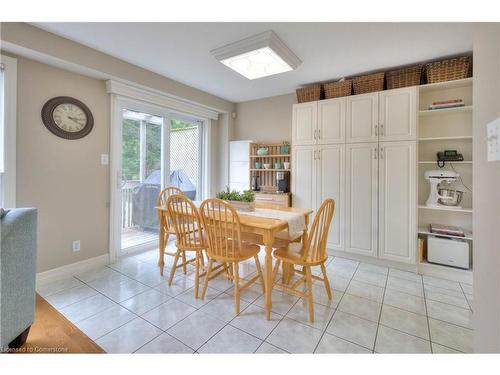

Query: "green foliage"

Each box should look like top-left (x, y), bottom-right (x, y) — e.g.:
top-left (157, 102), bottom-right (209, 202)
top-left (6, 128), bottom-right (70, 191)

top-left (216, 187), bottom-right (255, 202)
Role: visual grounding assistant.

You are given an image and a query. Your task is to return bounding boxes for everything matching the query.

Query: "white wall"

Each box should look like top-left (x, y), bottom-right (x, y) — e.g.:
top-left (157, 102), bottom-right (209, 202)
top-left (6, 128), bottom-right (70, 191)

top-left (472, 23), bottom-right (500, 353)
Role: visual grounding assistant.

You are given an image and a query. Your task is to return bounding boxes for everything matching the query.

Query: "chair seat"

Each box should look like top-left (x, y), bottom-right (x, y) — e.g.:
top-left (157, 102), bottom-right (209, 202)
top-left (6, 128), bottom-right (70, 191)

top-left (211, 242), bottom-right (260, 262)
top-left (274, 243), bottom-right (326, 266)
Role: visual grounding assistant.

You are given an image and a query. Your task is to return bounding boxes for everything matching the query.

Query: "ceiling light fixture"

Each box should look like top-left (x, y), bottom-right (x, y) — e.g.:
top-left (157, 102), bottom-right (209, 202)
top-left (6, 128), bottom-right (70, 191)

top-left (211, 30), bottom-right (301, 80)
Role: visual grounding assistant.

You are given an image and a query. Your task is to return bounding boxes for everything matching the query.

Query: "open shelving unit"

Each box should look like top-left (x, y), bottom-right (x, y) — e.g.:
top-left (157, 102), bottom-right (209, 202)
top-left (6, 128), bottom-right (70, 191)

top-left (416, 77), bottom-right (473, 283)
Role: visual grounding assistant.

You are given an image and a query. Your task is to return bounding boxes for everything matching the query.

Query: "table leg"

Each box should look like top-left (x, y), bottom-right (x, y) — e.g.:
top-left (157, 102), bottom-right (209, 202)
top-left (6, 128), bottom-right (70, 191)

top-left (263, 232), bottom-right (274, 320)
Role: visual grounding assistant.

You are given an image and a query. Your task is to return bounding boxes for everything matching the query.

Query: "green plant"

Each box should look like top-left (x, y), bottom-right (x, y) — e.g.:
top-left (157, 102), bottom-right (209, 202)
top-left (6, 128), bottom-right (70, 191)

top-left (281, 141), bottom-right (290, 154)
top-left (216, 187), bottom-right (255, 202)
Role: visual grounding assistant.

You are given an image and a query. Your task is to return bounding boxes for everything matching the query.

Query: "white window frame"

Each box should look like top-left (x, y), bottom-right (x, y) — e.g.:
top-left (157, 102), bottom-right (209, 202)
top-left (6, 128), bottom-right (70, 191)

top-left (0, 54), bottom-right (17, 208)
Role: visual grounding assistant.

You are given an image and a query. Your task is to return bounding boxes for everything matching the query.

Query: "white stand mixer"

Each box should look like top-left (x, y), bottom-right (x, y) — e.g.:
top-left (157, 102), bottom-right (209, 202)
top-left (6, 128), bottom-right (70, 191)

top-left (424, 170), bottom-right (460, 207)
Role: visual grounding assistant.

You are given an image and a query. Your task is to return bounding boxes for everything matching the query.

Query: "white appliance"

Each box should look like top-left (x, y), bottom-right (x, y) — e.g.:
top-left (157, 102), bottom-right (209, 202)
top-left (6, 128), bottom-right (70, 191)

top-left (427, 236), bottom-right (470, 269)
top-left (229, 140), bottom-right (252, 191)
top-left (424, 170), bottom-right (459, 207)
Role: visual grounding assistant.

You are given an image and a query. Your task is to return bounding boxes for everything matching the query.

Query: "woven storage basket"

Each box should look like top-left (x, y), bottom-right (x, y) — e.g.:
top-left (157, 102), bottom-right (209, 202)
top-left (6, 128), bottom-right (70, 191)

top-left (324, 80), bottom-right (352, 99)
top-left (425, 56), bottom-right (472, 84)
top-left (296, 85), bottom-right (322, 103)
top-left (352, 72), bottom-right (385, 95)
top-left (386, 65), bottom-right (423, 89)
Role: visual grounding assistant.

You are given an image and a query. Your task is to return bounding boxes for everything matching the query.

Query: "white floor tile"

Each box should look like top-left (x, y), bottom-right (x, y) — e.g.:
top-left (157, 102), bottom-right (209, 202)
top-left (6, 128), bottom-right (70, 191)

top-left (358, 263), bottom-right (388, 275)
top-left (338, 294), bottom-right (382, 322)
top-left (256, 342), bottom-right (288, 353)
top-left (45, 284), bottom-right (98, 309)
top-left (301, 281), bottom-right (343, 308)
top-left (432, 343), bottom-right (462, 353)
top-left (328, 274), bottom-right (352, 292)
top-left (154, 275), bottom-right (195, 297)
top-left (75, 267), bottom-right (121, 283)
top-left (97, 278), bottom-right (150, 302)
top-left (96, 317), bottom-right (162, 353)
top-left (76, 305), bottom-right (137, 340)
top-left (429, 318), bottom-right (473, 353)
top-left (383, 289), bottom-right (426, 316)
top-left (199, 292), bottom-right (250, 322)
top-left (59, 293), bottom-right (116, 323)
top-left (331, 257), bottom-right (359, 269)
top-left (388, 268), bottom-right (422, 283)
top-left (423, 275), bottom-right (462, 292)
top-left (203, 273), bottom-right (235, 292)
top-left (120, 289), bottom-right (171, 315)
top-left (346, 280), bottom-right (385, 303)
top-left (460, 283), bottom-right (473, 295)
top-left (315, 332), bottom-right (371, 353)
top-left (199, 325), bottom-right (262, 353)
top-left (175, 286), bottom-right (221, 308)
top-left (267, 317), bottom-right (323, 353)
top-left (36, 277), bottom-right (84, 297)
top-left (426, 300), bottom-right (472, 329)
top-left (386, 276), bottom-right (424, 297)
top-left (253, 289), bottom-right (299, 316)
top-left (465, 293), bottom-right (473, 310)
top-left (326, 310), bottom-right (377, 349)
top-left (230, 304), bottom-right (282, 340)
top-left (380, 305), bottom-right (429, 340)
top-left (326, 263), bottom-right (357, 279)
top-left (353, 269), bottom-right (387, 287)
top-left (141, 299), bottom-right (196, 330)
top-left (286, 299), bottom-right (335, 330)
top-left (135, 332), bottom-right (194, 353)
top-left (167, 310), bottom-right (226, 350)
top-left (225, 281), bottom-right (264, 303)
top-left (375, 325), bottom-right (431, 353)
top-left (425, 286), bottom-right (469, 309)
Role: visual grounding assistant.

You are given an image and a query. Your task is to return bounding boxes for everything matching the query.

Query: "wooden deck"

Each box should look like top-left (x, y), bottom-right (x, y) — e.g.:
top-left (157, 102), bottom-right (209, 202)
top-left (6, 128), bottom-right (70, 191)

top-left (122, 227), bottom-right (158, 249)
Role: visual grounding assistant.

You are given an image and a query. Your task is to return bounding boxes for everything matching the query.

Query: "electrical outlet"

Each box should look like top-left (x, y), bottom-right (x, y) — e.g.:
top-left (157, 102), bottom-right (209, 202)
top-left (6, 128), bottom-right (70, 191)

top-left (101, 154), bottom-right (109, 165)
top-left (487, 118), bottom-right (500, 161)
top-left (72, 240), bottom-right (81, 252)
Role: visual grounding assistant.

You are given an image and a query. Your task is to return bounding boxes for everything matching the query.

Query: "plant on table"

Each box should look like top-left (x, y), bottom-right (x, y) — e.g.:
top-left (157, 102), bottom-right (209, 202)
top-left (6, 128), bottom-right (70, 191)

top-left (216, 187), bottom-right (255, 202)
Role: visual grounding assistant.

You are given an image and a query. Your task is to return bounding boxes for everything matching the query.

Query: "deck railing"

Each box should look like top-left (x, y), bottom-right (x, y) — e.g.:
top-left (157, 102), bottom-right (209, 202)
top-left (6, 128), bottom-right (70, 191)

top-left (122, 180), bottom-right (140, 228)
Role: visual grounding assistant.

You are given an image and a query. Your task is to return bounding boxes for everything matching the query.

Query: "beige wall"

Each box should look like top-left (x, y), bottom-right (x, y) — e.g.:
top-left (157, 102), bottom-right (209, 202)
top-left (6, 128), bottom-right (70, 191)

top-left (15, 57), bottom-right (110, 272)
top-left (234, 93), bottom-right (296, 142)
top-left (472, 23), bottom-right (500, 353)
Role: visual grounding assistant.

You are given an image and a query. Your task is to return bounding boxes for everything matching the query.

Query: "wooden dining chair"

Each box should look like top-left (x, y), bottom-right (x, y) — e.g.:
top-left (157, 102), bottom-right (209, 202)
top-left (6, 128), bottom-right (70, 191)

top-left (165, 194), bottom-right (207, 298)
top-left (157, 186), bottom-right (186, 276)
top-left (272, 199), bottom-right (336, 322)
top-left (199, 198), bottom-right (265, 314)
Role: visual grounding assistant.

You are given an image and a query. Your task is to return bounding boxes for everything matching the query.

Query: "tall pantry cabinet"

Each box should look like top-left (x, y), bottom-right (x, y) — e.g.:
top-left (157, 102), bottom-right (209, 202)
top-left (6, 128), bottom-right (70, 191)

top-left (292, 86), bottom-right (417, 264)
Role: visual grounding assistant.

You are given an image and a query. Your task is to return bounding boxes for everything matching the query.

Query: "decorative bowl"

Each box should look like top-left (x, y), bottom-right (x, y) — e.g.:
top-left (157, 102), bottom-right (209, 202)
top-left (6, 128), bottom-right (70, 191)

top-left (263, 163), bottom-right (272, 169)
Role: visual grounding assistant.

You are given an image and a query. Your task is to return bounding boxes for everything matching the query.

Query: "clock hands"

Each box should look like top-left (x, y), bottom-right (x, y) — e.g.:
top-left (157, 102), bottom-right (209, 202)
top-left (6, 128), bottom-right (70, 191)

top-left (68, 116), bottom-right (84, 125)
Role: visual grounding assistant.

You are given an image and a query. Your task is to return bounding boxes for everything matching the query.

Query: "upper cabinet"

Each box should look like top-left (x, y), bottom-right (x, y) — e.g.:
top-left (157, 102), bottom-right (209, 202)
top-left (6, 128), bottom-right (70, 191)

top-left (318, 98), bottom-right (346, 144)
top-left (379, 87), bottom-right (417, 141)
top-left (292, 101), bottom-right (317, 145)
top-left (346, 93), bottom-right (379, 143)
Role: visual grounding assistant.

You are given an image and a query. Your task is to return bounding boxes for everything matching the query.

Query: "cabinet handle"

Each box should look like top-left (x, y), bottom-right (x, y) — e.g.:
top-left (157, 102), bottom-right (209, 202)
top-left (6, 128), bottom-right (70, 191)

top-left (318, 150), bottom-right (321, 160)
top-left (314, 129), bottom-right (317, 140)
top-left (374, 147), bottom-right (378, 159)
top-left (375, 124), bottom-right (378, 136)
top-left (380, 146), bottom-right (384, 159)
top-left (318, 129), bottom-right (321, 139)
top-left (381, 124), bottom-right (385, 136)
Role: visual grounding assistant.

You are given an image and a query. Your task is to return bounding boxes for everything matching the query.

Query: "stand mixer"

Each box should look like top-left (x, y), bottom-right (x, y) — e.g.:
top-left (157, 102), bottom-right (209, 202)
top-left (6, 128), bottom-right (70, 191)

top-left (424, 170), bottom-right (461, 208)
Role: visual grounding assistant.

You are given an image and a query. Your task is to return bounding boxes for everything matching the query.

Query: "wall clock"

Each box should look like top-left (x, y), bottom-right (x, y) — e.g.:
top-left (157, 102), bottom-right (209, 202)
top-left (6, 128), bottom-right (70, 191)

top-left (41, 96), bottom-right (94, 140)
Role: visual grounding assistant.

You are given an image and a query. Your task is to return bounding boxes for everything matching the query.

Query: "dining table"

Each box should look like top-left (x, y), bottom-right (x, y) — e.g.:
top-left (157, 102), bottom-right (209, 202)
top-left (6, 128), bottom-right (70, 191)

top-left (156, 202), bottom-right (313, 320)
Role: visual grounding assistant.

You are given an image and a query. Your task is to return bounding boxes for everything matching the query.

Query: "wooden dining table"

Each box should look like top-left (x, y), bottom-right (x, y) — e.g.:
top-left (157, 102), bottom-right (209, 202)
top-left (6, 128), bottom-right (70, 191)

top-left (156, 203), bottom-right (313, 320)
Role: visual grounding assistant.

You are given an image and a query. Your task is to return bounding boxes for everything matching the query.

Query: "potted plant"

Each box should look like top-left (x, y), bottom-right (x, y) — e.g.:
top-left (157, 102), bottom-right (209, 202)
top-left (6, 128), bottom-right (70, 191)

top-left (216, 187), bottom-right (256, 211)
top-left (281, 141), bottom-right (290, 155)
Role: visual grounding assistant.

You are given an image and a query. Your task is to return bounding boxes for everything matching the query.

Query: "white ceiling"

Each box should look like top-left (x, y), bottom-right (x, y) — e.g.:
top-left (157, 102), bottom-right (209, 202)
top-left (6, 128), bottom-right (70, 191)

top-left (33, 23), bottom-right (474, 103)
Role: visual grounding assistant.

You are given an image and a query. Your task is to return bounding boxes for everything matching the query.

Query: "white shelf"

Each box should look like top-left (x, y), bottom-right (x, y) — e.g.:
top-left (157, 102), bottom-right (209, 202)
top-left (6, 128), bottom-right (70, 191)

top-left (418, 161), bottom-right (472, 164)
top-left (418, 227), bottom-right (473, 240)
top-left (418, 77), bottom-right (473, 93)
top-left (418, 205), bottom-right (472, 213)
top-left (418, 136), bottom-right (472, 141)
top-left (419, 105), bottom-right (472, 116)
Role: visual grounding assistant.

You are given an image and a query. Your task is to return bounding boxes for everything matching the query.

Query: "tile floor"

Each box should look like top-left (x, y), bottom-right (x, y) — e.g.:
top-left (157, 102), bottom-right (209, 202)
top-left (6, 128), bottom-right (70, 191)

top-left (37, 241), bottom-right (473, 354)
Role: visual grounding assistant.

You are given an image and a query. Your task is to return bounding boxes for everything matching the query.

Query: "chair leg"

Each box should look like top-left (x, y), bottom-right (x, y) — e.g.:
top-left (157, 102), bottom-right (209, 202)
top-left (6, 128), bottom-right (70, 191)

top-left (201, 259), bottom-right (213, 299)
top-left (254, 255), bottom-right (265, 294)
top-left (272, 259), bottom-right (282, 283)
top-left (233, 262), bottom-right (240, 314)
top-left (194, 252), bottom-right (201, 299)
top-left (181, 251), bottom-right (187, 274)
top-left (320, 263), bottom-right (332, 300)
top-left (168, 251), bottom-right (181, 286)
top-left (305, 266), bottom-right (314, 323)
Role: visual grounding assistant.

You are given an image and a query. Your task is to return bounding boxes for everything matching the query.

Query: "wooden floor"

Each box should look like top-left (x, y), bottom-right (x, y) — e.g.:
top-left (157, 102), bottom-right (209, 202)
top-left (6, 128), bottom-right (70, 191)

top-left (16, 294), bottom-right (104, 354)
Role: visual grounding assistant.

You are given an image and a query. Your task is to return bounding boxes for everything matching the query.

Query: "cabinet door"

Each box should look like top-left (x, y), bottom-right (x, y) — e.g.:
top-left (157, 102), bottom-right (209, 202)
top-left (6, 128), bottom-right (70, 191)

top-left (291, 145), bottom-right (316, 210)
top-left (379, 87), bottom-right (416, 141)
top-left (345, 143), bottom-right (378, 257)
top-left (378, 141), bottom-right (416, 264)
top-left (292, 102), bottom-right (317, 146)
top-left (317, 144), bottom-right (345, 251)
top-left (346, 93), bottom-right (379, 143)
top-left (318, 97), bottom-right (345, 144)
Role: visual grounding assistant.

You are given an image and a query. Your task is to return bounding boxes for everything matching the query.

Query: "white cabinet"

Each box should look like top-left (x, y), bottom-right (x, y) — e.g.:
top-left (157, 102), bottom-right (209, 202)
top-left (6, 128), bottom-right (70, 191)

top-left (346, 93), bottom-right (379, 143)
top-left (229, 140), bottom-right (251, 191)
top-left (318, 98), bottom-right (346, 144)
top-left (378, 141), bottom-right (416, 263)
top-left (345, 143), bottom-right (379, 257)
top-left (292, 102), bottom-right (317, 146)
top-left (317, 144), bottom-right (345, 251)
top-left (291, 145), bottom-right (316, 210)
top-left (379, 87), bottom-right (417, 141)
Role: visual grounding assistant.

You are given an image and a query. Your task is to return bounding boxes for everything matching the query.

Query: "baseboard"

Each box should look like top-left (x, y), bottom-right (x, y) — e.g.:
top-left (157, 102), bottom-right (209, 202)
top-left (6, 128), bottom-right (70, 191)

top-left (36, 254), bottom-right (110, 285)
top-left (328, 249), bottom-right (418, 273)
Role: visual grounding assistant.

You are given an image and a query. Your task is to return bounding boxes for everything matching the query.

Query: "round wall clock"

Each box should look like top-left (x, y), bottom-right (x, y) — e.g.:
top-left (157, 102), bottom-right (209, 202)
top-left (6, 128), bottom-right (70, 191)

top-left (41, 96), bottom-right (94, 140)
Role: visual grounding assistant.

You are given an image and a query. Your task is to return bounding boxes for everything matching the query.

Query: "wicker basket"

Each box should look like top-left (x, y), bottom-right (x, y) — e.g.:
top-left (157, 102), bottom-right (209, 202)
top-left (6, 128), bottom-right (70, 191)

top-left (296, 85), bottom-right (322, 103)
top-left (324, 80), bottom-right (352, 99)
top-left (425, 56), bottom-right (472, 84)
top-left (386, 65), bottom-right (423, 89)
top-left (352, 72), bottom-right (385, 95)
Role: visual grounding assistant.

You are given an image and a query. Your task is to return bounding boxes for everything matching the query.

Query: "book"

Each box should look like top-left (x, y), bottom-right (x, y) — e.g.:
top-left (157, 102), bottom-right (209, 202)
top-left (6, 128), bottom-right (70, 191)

top-left (432, 99), bottom-right (464, 105)
top-left (428, 99), bottom-right (465, 110)
top-left (429, 223), bottom-right (465, 237)
top-left (429, 103), bottom-right (466, 110)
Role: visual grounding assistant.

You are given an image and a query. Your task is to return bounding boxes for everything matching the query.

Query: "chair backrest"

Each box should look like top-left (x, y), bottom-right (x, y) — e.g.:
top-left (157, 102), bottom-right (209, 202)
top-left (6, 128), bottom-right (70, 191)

top-left (199, 198), bottom-right (244, 260)
top-left (302, 199), bottom-right (335, 263)
top-left (166, 194), bottom-right (204, 250)
top-left (157, 186), bottom-right (184, 231)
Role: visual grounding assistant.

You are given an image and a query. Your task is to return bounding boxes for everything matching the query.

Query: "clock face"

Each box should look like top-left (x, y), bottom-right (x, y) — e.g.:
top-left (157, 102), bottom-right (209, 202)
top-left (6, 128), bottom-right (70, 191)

top-left (41, 96), bottom-right (94, 140)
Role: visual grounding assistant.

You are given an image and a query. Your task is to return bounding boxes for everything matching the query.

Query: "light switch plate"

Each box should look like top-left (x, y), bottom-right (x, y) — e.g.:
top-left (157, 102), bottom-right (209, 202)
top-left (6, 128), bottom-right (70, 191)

top-left (487, 118), bottom-right (500, 161)
top-left (101, 154), bottom-right (109, 165)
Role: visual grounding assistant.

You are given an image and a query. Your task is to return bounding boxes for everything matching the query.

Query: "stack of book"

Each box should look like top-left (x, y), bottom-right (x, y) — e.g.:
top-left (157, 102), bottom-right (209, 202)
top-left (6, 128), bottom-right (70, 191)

top-left (429, 223), bottom-right (465, 237)
top-left (429, 99), bottom-right (465, 110)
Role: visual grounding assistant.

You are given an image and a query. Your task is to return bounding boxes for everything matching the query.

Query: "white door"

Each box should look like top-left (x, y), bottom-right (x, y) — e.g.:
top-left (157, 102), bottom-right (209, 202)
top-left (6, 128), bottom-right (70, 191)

top-left (292, 102), bottom-right (317, 146)
top-left (318, 97), bottom-right (345, 144)
top-left (379, 87), bottom-right (417, 141)
top-left (346, 93), bottom-right (379, 143)
top-left (317, 144), bottom-right (345, 252)
top-left (229, 140), bottom-right (251, 191)
top-left (345, 143), bottom-right (378, 257)
top-left (291, 145), bottom-right (316, 210)
top-left (378, 141), bottom-right (416, 264)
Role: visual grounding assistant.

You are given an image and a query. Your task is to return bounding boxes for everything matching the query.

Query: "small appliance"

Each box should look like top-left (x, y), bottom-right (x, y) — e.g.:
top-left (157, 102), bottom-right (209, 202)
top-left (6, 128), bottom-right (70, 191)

top-left (276, 172), bottom-right (289, 193)
top-left (437, 150), bottom-right (464, 167)
top-left (251, 175), bottom-right (260, 191)
top-left (424, 170), bottom-right (461, 208)
top-left (427, 236), bottom-right (470, 269)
